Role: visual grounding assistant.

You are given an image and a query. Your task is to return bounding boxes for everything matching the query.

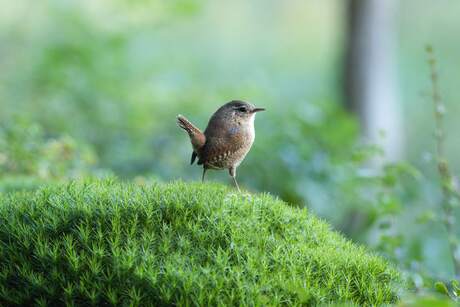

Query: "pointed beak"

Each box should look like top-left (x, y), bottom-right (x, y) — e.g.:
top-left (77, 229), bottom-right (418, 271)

top-left (252, 107), bottom-right (266, 113)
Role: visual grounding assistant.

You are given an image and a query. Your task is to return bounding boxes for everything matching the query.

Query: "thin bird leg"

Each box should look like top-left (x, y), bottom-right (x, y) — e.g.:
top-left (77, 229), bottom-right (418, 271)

top-left (232, 176), bottom-right (241, 192)
top-left (229, 167), bottom-right (241, 192)
top-left (202, 168), bottom-right (207, 182)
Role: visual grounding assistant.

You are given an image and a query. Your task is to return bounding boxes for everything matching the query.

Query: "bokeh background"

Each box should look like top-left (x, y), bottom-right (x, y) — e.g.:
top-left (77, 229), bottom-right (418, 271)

top-left (1, 0), bottom-right (460, 300)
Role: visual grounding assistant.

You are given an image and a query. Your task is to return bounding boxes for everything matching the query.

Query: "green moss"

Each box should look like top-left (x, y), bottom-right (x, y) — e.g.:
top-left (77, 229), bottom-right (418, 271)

top-left (0, 179), bottom-right (400, 306)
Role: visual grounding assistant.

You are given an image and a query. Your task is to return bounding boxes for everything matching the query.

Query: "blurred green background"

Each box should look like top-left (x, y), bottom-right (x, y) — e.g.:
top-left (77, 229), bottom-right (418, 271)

top-left (1, 0), bottom-right (459, 302)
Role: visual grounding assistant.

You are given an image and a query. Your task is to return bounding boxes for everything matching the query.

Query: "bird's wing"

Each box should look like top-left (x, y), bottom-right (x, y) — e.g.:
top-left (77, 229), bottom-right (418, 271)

top-left (197, 136), bottom-right (240, 166)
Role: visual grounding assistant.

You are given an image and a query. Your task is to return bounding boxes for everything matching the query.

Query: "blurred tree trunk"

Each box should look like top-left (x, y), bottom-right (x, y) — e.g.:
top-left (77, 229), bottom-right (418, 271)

top-left (343, 0), bottom-right (403, 161)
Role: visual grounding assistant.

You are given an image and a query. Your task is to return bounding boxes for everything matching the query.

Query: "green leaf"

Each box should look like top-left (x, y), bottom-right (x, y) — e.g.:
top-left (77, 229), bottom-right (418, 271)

top-left (452, 280), bottom-right (459, 297)
top-left (435, 281), bottom-right (449, 296)
top-left (416, 210), bottom-right (437, 224)
top-left (452, 279), bottom-right (459, 291)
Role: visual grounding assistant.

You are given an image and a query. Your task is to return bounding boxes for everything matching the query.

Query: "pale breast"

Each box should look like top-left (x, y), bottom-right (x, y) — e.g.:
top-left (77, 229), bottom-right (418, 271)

top-left (229, 116), bottom-right (255, 167)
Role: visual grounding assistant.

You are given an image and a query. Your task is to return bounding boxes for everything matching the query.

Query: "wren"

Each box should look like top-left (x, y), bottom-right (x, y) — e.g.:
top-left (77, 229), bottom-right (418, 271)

top-left (177, 100), bottom-right (265, 191)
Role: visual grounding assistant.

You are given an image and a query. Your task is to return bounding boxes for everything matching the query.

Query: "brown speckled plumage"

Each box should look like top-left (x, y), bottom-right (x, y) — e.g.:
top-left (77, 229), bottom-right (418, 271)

top-left (177, 100), bottom-right (265, 191)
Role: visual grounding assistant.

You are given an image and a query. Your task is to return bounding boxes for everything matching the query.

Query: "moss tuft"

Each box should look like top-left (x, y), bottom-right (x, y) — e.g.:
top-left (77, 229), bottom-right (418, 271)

top-left (0, 179), bottom-right (399, 306)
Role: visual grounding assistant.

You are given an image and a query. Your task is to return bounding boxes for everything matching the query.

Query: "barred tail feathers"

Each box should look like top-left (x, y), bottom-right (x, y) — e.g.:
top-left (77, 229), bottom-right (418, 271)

top-left (176, 115), bottom-right (206, 151)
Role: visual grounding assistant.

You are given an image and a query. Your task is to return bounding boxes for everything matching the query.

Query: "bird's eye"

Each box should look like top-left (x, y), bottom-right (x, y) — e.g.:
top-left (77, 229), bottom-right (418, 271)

top-left (237, 106), bottom-right (248, 113)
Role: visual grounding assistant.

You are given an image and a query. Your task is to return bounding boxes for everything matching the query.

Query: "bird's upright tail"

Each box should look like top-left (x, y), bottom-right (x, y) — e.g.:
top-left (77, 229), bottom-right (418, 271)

top-left (177, 115), bottom-right (206, 152)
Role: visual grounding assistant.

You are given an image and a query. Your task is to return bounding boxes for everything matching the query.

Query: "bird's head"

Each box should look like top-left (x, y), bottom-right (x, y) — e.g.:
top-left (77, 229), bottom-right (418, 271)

top-left (218, 100), bottom-right (265, 123)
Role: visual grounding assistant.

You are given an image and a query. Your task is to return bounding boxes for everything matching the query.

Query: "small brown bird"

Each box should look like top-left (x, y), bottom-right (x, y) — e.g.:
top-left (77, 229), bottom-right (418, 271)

top-left (177, 100), bottom-right (265, 191)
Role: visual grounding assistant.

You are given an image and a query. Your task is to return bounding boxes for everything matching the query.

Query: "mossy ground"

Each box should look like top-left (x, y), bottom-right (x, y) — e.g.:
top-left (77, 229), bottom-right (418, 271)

top-left (0, 179), bottom-right (400, 306)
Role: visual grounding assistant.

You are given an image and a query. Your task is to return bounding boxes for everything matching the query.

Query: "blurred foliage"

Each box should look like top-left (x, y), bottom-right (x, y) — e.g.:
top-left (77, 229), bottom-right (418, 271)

top-left (0, 176), bottom-right (46, 194)
top-left (397, 294), bottom-right (459, 307)
top-left (1, 0), bottom-right (459, 304)
top-left (0, 117), bottom-right (96, 180)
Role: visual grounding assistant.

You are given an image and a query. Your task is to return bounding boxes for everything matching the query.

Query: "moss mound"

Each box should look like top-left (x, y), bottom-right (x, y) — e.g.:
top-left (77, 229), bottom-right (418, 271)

top-left (0, 179), bottom-right (399, 306)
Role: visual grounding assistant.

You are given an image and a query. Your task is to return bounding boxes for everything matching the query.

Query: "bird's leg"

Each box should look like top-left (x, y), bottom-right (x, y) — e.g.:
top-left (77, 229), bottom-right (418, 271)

top-left (202, 167), bottom-right (207, 183)
top-left (229, 166), bottom-right (241, 192)
top-left (232, 177), bottom-right (241, 192)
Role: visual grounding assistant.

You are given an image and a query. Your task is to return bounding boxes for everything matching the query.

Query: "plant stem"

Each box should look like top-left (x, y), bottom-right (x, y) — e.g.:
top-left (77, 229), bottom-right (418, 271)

top-left (426, 45), bottom-right (460, 278)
